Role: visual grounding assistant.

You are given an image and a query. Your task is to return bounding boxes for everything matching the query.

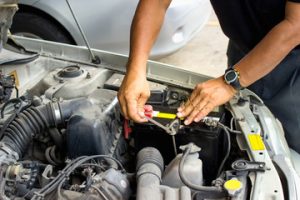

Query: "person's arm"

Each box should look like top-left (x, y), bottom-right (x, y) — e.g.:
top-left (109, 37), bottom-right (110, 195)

top-left (178, 1), bottom-right (300, 125)
top-left (118, 0), bottom-right (172, 122)
top-left (236, 2), bottom-right (300, 87)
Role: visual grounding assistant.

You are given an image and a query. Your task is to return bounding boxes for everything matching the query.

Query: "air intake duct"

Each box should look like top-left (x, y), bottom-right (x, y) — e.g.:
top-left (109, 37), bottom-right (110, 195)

top-left (0, 98), bottom-right (85, 162)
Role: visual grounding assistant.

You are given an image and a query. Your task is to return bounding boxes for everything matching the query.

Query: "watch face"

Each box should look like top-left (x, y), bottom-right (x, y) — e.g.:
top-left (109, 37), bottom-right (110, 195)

top-left (225, 70), bottom-right (237, 83)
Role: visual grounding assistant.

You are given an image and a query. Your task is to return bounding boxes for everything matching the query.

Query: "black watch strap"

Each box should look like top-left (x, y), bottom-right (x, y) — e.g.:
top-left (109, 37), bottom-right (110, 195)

top-left (224, 67), bottom-right (244, 90)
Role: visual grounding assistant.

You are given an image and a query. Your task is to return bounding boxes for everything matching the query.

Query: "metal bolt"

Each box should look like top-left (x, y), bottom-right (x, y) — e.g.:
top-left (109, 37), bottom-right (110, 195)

top-left (86, 72), bottom-right (91, 79)
top-left (120, 179), bottom-right (127, 188)
top-left (171, 92), bottom-right (179, 99)
top-left (259, 164), bottom-right (264, 168)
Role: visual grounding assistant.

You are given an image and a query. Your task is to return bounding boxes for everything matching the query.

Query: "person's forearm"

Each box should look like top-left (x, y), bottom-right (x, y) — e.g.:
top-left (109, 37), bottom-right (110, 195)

top-left (235, 2), bottom-right (300, 87)
top-left (127, 0), bottom-right (171, 74)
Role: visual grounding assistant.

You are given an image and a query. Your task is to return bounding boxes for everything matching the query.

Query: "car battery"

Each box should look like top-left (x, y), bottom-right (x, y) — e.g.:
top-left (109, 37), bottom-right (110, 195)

top-left (131, 105), bottom-right (227, 182)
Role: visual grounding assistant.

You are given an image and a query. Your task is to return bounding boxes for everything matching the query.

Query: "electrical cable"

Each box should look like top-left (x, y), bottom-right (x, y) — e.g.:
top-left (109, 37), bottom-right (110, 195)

top-left (178, 143), bottom-right (223, 192)
top-left (32, 155), bottom-right (125, 199)
top-left (79, 163), bottom-right (106, 171)
top-left (32, 156), bottom-right (89, 199)
top-left (230, 118), bottom-right (235, 132)
top-left (177, 118), bottom-right (239, 193)
top-left (0, 98), bottom-right (22, 118)
top-left (202, 119), bottom-right (236, 177)
top-left (57, 179), bottom-right (68, 200)
top-left (224, 118), bottom-right (241, 134)
top-left (90, 185), bottom-right (109, 200)
top-left (226, 108), bottom-right (242, 134)
top-left (216, 122), bottom-right (231, 177)
top-left (14, 86), bottom-right (19, 98)
top-left (0, 54), bottom-right (39, 66)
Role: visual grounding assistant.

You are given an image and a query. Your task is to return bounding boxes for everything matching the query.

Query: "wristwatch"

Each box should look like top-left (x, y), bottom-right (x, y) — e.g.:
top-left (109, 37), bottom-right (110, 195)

top-left (224, 67), bottom-right (244, 90)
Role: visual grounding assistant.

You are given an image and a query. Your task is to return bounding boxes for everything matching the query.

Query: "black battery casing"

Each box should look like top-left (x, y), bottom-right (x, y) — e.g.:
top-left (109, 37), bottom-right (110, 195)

top-left (132, 106), bottom-right (226, 183)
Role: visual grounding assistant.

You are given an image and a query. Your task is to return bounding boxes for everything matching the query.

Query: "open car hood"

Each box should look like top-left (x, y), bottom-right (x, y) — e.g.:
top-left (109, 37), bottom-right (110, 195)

top-left (0, 36), bottom-right (298, 200)
top-left (0, 0), bottom-right (18, 51)
top-left (0, 0), bottom-right (299, 197)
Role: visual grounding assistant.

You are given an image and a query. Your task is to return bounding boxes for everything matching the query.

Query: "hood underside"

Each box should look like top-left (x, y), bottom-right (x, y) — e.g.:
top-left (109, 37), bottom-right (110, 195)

top-left (0, 0), bottom-right (18, 51)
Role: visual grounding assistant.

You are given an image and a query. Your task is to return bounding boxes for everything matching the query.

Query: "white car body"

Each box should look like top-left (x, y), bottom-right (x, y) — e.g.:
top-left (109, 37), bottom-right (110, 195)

top-left (13, 0), bottom-right (212, 58)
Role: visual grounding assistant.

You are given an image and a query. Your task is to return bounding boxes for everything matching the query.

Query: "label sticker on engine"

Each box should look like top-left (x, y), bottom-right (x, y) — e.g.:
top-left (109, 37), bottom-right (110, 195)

top-left (9, 70), bottom-right (19, 87)
top-left (248, 134), bottom-right (265, 151)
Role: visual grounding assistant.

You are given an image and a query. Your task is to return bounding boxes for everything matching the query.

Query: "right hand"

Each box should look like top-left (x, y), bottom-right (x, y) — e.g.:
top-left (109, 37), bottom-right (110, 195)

top-left (118, 70), bottom-right (150, 122)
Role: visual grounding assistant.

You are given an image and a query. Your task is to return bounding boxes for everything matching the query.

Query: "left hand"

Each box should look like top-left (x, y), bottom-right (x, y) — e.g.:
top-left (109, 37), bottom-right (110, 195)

top-left (177, 76), bottom-right (237, 125)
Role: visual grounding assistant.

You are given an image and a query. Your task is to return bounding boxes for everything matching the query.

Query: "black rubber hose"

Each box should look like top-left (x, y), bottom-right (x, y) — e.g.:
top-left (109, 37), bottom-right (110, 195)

top-left (216, 122), bottom-right (231, 177)
top-left (136, 147), bottom-right (164, 173)
top-left (1, 105), bottom-right (53, 156)
top-left (178, 144), bottom-right (224, 193)
top-left (0, 98), bottom-right (87, 157)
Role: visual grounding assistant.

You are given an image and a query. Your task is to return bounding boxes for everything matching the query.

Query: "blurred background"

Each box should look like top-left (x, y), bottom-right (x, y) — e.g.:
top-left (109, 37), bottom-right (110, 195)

top-left (11, 0), bottom-right (228, 78)
top-left (156, 13), bottom-right (228, 78)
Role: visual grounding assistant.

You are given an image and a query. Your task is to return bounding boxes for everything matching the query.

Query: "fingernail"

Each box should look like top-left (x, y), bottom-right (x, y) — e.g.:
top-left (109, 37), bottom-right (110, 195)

top-left (177, 112), bottom-right (182, 117)
top-left (177, 107), bottom-right (183, 112)
top-left (196, 115), bottom-right (204, 122)
top-left (184, 119), bottom-right (189, 125)
top-left (194, 118), bottom-right (200, 122)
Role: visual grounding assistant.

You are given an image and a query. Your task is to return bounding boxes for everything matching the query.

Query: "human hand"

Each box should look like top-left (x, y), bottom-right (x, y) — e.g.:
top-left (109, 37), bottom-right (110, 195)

top-left (177, 77), bottom-right (237, 125)
top-left (118, 70), bottom-right (150, 122)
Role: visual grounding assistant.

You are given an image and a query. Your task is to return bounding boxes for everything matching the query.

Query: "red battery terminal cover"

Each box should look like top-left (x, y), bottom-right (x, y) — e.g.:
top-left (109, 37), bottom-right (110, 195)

top-left (144, 105), bottom-right (153, 118)
top-left (124, 105), bottom-right (154, 139)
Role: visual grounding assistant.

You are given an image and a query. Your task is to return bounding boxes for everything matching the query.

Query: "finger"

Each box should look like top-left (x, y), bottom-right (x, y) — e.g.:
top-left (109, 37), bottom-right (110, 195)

top-left (183, 105), bottom-right (201, 125)
top-left (177, 101), bottom-right (183, 112)
top-left (126, 97), bottom-right (142, 122)
top-left (193, 95), bottom-right (210, 115)
top-left (178, 100), bottom-right (187, 112)
top-left (182, 86), bottom-right (212, 117)
top-left (177, 97), bottom-right (197, 118)
top-left (183, 95), bottom-right (209, 125)
top-left (117, 94), bottom-right (129, 119)
top-left (177, 92), bottom-right (203, 118)
top-left (190, 83), bottom-right (203, 100)
top-left (137, 93), bottom-right (149, 122)
top-left (178, 84), bottom-right (202, 111)
top-left (194, 102), bottom-right (214, 122)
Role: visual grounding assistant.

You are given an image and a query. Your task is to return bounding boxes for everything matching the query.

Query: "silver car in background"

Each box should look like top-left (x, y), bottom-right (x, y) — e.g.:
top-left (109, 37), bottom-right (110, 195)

top-left (11, 0), bottom-right (212, 58)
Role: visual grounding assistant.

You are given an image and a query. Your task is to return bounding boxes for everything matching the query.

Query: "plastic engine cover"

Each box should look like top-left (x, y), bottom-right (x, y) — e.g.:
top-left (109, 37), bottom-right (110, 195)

top-left (66, 89), bottom-right (121, 158)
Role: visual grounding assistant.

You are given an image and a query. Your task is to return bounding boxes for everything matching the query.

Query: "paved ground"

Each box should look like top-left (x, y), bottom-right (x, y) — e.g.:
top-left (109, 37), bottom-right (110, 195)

top-left (156, 12), bottom-right (228, 78)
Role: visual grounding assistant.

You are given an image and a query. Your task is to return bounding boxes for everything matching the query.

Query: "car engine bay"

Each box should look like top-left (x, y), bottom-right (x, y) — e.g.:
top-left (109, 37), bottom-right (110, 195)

top-left (0, 59), bottom-right (289, 200)
top-left (1, 1), bottom-right (299, 199)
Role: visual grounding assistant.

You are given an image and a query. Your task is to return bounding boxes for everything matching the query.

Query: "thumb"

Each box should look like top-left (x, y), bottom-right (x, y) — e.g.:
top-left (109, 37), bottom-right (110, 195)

top-left (137, 92), bottom-right (149, 118)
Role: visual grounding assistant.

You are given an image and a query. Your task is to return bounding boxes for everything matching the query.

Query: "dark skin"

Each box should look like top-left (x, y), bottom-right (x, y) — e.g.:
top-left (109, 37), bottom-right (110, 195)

top-left (118, 0), bottom-right (300, 124)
